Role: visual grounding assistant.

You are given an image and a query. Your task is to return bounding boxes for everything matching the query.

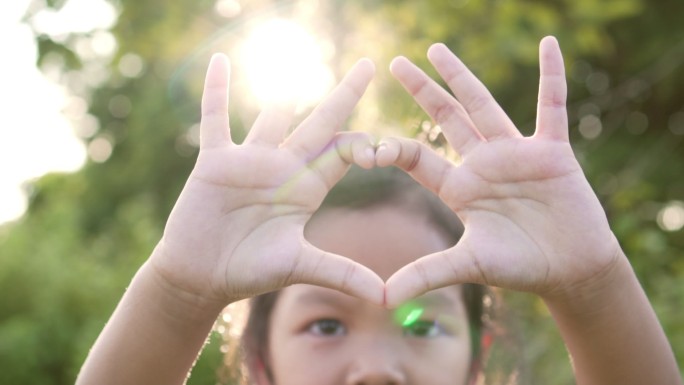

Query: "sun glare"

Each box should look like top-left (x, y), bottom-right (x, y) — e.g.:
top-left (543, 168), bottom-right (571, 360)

top-left (238, 18), bottom-right (334, 108)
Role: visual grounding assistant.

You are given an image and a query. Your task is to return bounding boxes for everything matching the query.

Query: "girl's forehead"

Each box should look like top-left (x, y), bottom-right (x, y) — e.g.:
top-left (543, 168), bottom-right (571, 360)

top-left (305, 205), bottom-right (452, 280)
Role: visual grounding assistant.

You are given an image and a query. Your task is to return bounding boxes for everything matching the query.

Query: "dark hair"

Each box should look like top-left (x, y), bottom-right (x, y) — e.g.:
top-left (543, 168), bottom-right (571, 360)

top-left (240, 165), bottom-right (487, 382)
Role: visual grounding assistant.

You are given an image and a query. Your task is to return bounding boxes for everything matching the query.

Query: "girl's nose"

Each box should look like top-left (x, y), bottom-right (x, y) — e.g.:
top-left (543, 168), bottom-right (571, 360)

top-left (344, 336), bottom-right (407, 385)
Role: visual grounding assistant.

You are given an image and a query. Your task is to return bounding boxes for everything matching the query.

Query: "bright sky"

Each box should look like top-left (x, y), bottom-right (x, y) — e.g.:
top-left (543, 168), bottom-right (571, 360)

top-left (0, 0), bottom-right (116, 225)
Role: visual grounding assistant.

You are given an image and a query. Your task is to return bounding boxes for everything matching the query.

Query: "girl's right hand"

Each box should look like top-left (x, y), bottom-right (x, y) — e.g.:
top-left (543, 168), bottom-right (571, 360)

top-left (149, 54), bottom-right (384, 310)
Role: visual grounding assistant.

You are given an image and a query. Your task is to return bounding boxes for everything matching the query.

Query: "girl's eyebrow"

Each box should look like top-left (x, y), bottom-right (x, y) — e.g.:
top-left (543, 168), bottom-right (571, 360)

top-left (289, 288), bottom-right (461, 312)
top-left (292, 290), bottom-right (358, 308)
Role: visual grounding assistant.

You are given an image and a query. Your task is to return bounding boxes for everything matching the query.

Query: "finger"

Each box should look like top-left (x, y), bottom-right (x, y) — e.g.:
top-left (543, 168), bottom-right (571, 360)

top-left (375, 137), bottom-right (455, 198)
top-left (306, 132), bottom-right (376, 192)
top-left (535, 36), bottom-right (569, 141)
top-left (334, 131), bottom-right (376, 170)
top-left (390, 56), bottom-right (483, 155)
top-left (427, 43), bottom-right (520, 140)
top-left (200, 53), bottom-right (232, 149)
top-left (284, 58), bottom-right (375, 157)
top-left (243, 101), bottom-right (297, 146)
top-left (385, 242), bottom-right (484, 307)
top-left (292, 244), bottom-right (385, 305)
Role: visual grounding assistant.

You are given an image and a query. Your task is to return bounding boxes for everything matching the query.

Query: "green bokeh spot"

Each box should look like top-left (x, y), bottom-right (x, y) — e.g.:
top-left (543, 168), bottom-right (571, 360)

top-left (402, 308), bottom-right (424, 326)
top-left (394, 302), bottom-right (424, 327)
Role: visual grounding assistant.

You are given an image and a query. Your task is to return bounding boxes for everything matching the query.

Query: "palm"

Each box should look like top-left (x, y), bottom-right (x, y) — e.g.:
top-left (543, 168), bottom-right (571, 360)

top-left (169, 148), bottom-right (325, 295)
top-left (383, 38), bottom-right (620, 305)
top-left (151, 55), bottom-right (384, 305)
top-left (450, 138), bottom-right (610, 292)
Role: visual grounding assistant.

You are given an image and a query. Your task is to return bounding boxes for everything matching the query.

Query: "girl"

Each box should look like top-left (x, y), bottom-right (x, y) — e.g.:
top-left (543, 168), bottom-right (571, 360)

top-left (76, 36), bottom-right (681, 385)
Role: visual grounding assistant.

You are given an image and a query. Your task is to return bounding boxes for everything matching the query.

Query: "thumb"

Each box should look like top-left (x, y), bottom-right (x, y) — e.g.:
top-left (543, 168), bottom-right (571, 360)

top-left (290, 243), bottom-right (385, 306)
top-left (384, 243), bottom-right (484, 307)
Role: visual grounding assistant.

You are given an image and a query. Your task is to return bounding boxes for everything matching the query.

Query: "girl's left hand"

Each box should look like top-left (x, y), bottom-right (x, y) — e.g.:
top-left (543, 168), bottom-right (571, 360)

top-left (379, 37), bottom-right (623, 307)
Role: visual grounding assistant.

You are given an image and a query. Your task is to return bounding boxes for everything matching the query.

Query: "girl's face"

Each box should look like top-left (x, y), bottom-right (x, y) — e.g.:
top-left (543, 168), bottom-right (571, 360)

top-left (261, 205), bottom-right (472, 385)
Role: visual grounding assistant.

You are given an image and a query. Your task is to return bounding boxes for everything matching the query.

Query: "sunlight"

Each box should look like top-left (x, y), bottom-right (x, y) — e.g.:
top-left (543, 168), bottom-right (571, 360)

top-left (237, 18), bottom-right (334, 108)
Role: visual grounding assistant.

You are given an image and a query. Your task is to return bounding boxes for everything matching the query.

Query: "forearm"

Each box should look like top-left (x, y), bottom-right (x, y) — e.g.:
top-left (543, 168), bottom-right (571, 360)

top-left (544, 252), bottom-right (681, 385)
top-left (76, 259), bottom-right (225, 385)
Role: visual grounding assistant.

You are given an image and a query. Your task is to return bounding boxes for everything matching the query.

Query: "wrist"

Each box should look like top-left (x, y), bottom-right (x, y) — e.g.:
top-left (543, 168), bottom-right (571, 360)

top-left (541, 232), bottom-right (627, 305)
top-left (76, 258), bottom-right (228, 385)
top-left (541, 248), bottom-right (635, 322)
top-left (135, 261), bottom-right (226, 327)
top-left (540, 249), bottom-right (681, 385)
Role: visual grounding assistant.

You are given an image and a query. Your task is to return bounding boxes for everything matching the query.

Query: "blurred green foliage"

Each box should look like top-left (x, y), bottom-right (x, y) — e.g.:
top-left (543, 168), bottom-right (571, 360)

top-left (1, 0), bottom-right (683, 384)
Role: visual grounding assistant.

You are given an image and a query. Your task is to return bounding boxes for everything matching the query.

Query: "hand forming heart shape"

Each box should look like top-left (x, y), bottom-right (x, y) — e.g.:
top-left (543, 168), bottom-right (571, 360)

top-left (150, 37), bottom-right (621, 311)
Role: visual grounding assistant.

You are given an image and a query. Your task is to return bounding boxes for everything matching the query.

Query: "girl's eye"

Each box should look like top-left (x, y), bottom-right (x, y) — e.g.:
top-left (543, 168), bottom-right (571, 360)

top-left (403, 320), bottom-right (444, 338)
top-left (307, 319), bottom-right (346, 336)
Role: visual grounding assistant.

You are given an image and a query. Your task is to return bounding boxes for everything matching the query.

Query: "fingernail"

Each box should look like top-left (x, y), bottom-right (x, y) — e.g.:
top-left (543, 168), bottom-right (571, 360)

top-left (365, 147), bottom-right (375, 160)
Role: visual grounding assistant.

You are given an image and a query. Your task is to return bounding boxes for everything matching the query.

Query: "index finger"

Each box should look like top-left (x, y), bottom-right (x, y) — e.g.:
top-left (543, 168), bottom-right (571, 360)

top-left (427, 43), bottom-right (520, 141)
top-left (390, 56), bottom-right (483, 155)
top-left (376, 137), bottom-right (456, 201)
top-left (284, 59), bottom-right (375, 158)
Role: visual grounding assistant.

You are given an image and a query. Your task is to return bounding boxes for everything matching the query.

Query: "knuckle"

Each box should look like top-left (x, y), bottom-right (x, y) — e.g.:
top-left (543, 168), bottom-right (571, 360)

top-left (464, 94), bottom-right (490, 114)
top-left (433, 102), bottom-right (460, 125)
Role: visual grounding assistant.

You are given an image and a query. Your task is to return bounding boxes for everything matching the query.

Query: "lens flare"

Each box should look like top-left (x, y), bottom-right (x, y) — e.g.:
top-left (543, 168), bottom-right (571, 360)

top-left (402, 308), bottom-right (425, 327)
top-left (394, 302), bottom-right (425, 327)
